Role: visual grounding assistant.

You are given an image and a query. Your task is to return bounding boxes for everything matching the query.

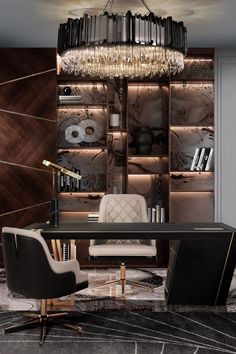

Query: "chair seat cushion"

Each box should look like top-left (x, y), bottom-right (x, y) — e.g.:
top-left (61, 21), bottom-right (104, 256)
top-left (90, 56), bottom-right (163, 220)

top-left (78, 270), bottom-right (88, 284)
top-left (54, 259), bottom-right (88, 284)
top-left (89, 244), bottom-right (156, 257)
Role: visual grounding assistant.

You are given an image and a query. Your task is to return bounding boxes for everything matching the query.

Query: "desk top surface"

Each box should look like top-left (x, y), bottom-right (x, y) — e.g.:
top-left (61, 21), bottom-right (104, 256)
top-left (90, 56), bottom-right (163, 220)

top-left (39, 222), bottom-right (235, 240)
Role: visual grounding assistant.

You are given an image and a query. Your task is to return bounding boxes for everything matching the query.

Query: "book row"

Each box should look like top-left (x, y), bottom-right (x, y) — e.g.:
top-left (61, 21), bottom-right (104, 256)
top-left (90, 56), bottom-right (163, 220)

top-left (57, 169), bottom-right (81, 192)
top-left (88, 208), bottom-right (166, 223)
top-left (190, 147), bottom-right (214, 171)
top-left (148, 205), bottom-right (165, 223)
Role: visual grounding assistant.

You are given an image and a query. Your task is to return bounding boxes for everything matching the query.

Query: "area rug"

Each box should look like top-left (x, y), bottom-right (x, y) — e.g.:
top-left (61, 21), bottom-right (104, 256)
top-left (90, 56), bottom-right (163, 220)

top-left (0, 310), bottom-right (236, 353)
top-left (74, 268), bottom-right (165, 312)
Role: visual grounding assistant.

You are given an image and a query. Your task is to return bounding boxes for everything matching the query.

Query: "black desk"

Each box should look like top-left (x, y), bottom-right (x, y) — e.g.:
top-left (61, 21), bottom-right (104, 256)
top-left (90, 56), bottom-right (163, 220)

top-left (40, 222), bottom-right (234, 239)
top-left (40, 222), bottom-right (236, 306)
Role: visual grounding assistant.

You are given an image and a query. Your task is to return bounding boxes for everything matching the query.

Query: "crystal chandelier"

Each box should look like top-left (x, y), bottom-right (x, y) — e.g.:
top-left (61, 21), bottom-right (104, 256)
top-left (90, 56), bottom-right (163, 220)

top-left (58, 0), bottom-right (187, 78)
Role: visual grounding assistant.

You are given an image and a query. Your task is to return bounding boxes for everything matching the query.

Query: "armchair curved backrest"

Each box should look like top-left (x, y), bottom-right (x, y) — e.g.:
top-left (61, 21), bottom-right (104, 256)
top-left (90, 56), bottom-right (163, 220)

top-left (99, 194), bottom-right (148, 223)
top-left (89, 194), bottom-right (156, 257)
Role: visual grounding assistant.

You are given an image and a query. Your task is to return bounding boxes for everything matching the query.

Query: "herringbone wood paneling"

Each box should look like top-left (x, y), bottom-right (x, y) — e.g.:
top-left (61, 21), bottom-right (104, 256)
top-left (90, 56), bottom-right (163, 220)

top-left (0, 163), bottom-right (52, 215)
top-left (0, 49), bottom-right (56, 83)
top-left (0, 71), bottom-right (57, 119)
top-left (0, 111), bottom-right (56, 168)
top-left (0, 48), bottom-right (57, 267)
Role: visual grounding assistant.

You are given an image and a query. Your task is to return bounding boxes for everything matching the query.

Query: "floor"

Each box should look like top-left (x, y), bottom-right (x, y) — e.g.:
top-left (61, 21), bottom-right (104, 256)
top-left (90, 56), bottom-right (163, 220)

top-left (1, 268), bottom-right (236, 312)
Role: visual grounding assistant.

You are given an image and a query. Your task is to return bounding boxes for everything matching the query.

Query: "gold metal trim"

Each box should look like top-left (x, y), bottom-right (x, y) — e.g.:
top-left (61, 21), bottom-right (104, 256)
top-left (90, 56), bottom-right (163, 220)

top-left (215, 232), bottom-right (235, 305)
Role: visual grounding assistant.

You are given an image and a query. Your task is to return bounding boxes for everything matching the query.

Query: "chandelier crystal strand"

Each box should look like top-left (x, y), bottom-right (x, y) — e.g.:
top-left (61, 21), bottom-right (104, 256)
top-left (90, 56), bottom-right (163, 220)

top-left (58, 11), bottom-right (187, 78)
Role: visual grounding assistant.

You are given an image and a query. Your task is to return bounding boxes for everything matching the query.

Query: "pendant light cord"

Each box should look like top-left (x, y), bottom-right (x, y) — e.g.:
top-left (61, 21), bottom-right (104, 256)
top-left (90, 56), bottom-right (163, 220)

top-left (141, 0), bottom-right (153, 13)
top-left (103, 0), bottom-right (153, 14)
top-left (103, 0), bottom-right (113, 14)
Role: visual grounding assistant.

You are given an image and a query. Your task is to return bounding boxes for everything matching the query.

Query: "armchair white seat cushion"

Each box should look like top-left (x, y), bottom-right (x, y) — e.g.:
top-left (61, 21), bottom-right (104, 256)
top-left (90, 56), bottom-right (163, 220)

top-left (89, 243), bottom-right (156, 257)
top-left (89, 194), bottom-right (156, 258)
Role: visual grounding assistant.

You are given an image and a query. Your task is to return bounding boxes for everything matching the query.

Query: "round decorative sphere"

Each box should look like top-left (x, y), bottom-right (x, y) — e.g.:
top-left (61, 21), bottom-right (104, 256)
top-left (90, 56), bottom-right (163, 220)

top-left (63, 86), bottom-right (72, 95)
top-left (134, 127), bottom-right (154, 155)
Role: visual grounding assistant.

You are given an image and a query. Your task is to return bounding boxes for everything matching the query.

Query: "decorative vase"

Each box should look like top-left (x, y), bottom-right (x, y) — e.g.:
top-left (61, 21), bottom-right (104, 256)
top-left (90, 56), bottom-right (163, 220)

top-left (134, 127), bottom-right (154, 155)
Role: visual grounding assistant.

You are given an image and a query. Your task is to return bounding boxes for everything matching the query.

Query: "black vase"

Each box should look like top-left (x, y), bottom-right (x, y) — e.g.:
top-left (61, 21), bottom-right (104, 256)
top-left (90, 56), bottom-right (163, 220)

top-left (134, 127), bottom-right (154, 155)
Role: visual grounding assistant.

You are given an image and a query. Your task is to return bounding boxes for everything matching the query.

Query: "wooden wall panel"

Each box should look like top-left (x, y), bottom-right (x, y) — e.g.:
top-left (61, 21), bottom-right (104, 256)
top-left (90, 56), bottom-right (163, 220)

top-left (0, 112), bottom-right (55, 167)
top-left (0, 49), bottom-right (56, 83)
top-left (0, 203), bottom-right (51, 267)
top-left (0, 163), bottom-right (52, 214)
top-left (0, 48), bottom-right (57, 267)
top-left (0, 71), bottom-right (56, 119)
top-left (0, 204), bottom-right (50, 232)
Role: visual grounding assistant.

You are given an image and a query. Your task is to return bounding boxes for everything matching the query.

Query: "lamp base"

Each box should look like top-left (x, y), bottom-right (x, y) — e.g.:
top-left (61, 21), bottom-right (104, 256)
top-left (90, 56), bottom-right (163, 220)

top-left (49, 199), bottom-right (59, 227)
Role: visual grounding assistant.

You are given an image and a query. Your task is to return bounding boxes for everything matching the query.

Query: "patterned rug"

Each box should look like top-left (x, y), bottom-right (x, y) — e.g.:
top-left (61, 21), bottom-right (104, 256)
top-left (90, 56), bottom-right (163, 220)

top-left (0, 310), bottom-right (236, 353)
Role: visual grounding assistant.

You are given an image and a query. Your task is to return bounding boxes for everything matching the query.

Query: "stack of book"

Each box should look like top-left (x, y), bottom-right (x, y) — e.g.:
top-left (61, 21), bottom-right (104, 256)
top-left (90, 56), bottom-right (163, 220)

top-left (57, 168), bottom-right (81, 192)
top-left (88, 213), bottom-right (99, 222)
top-left (190, 147), bottom-right (214, 171)
top-left (147, 205), bottom-right (165, 223)
top-left (62, 242), bottom-right (70, 261)
top-left (59, 95), bottom-right (83, 104)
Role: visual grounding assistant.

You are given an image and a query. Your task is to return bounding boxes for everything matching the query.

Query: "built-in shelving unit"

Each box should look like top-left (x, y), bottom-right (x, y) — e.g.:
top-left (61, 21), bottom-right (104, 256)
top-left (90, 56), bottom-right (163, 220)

top-left (57, 80), bottom-right (108, 222)
top-left (169, 53), bottom-right (214, 222)
top-left (127, 82), bottom-right (169, 221)
top-left (56, 49), bottom-right (214, 265)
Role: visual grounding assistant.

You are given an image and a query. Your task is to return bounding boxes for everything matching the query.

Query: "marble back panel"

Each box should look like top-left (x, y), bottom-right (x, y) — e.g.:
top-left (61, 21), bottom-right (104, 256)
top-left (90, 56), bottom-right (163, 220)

top-left (57, 150), bottom-right (107, 192)
top-left (57, 108), bottom-right (107, 147)
top-left (170, 192), bottom-right (214, 222)
top-left (128, 174), bottom-right (167, 209)
top-left (128, 84), bottom-right (168, 156)
top-left (58, 82), bottom-right (107, 104)
top-left (171, 84), bottom-right (214, 126)
top-left (58, 193), bottom-right (103, 212)
top-left (128, 157), bottom-right (168, 175)
top-left (107, 132), bottom-right (126, 193)
top-left (171, 172), bottom-right (214, 192)
top-left (171, 59), bottom-right (214, 81)
top-left (171, 127), bottom-right (214, 171)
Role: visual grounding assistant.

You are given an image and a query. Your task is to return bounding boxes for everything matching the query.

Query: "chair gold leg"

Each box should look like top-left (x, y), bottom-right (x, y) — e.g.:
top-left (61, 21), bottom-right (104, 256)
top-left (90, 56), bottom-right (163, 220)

top-left (50, 318), bottom-right (83, 332)
top-left (47, 312), bottom-right (68, 318)
top-left (91, 262), bottom-right (153, 296)
top-left (120, 262), bottom-right (126, 295)
top-left (39, 317), bottom-right (46, 345)
top-left (3, 299), bottom-right (83, 344)
top-left (4, 317), bottom-right (39, 333)
top-left (126, 280), bottom-right (154, 291)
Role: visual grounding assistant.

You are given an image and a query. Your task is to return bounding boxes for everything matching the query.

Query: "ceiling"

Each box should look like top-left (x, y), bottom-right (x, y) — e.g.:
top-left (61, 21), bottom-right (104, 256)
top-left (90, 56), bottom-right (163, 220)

top-left (0, 0), bottom-right (236, 48)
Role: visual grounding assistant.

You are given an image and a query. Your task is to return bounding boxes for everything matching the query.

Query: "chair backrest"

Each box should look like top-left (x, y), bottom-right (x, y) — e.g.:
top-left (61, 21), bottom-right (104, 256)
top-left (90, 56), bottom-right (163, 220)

top-left (2, 227), bottom-right (76, 299)
top-left (99, 194), bottom-right (148, 223)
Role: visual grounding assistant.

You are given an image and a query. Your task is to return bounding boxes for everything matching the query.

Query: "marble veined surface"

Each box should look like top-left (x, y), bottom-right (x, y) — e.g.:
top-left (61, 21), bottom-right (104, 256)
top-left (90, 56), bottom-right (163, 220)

top-left (1, 268), bottom-right (235, 312)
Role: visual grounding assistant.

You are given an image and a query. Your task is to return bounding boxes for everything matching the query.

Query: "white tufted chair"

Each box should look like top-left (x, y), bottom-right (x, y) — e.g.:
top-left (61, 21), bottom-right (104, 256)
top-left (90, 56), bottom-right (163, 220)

top-left (89, 194), bottom-right (156, 257)
top-left (88, 194), bottom-right (157, 294)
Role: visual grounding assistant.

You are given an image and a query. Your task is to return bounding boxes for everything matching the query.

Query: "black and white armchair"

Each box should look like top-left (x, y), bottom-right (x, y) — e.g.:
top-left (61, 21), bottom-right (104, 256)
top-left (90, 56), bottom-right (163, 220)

top-left (2, 227), bottom-right (88, 345)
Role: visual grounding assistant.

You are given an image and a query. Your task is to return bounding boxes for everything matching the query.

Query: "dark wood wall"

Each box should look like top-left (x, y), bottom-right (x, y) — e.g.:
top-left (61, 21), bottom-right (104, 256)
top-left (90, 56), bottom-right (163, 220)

top-left (0, 49), bottom-right (57, 267)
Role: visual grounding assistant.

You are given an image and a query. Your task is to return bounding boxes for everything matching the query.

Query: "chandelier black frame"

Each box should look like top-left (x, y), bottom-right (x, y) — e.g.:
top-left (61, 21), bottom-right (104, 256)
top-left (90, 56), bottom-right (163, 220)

top-left (58, 10), bottom-right (187, 78)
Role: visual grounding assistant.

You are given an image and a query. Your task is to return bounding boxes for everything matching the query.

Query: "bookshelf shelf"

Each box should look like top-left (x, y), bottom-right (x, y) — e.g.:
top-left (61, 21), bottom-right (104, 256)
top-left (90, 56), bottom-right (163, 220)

top-left (171, 171), bottom-right (213, 173)
top-left (170, 190), bottom-right (214, 193)
top-left (170, 52), bottom-right (214, 222)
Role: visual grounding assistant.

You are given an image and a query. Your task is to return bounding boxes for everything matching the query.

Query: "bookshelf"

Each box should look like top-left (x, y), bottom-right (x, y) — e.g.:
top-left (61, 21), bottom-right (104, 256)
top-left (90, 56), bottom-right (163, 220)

top-left (55, 49), bottom-right (214, 267)
top-left (169, 54), bottom-right (214, 222)
top-left (57, 80), bottom-right (108, 223)
top-left (127, 82), bottom-right (169, 222)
